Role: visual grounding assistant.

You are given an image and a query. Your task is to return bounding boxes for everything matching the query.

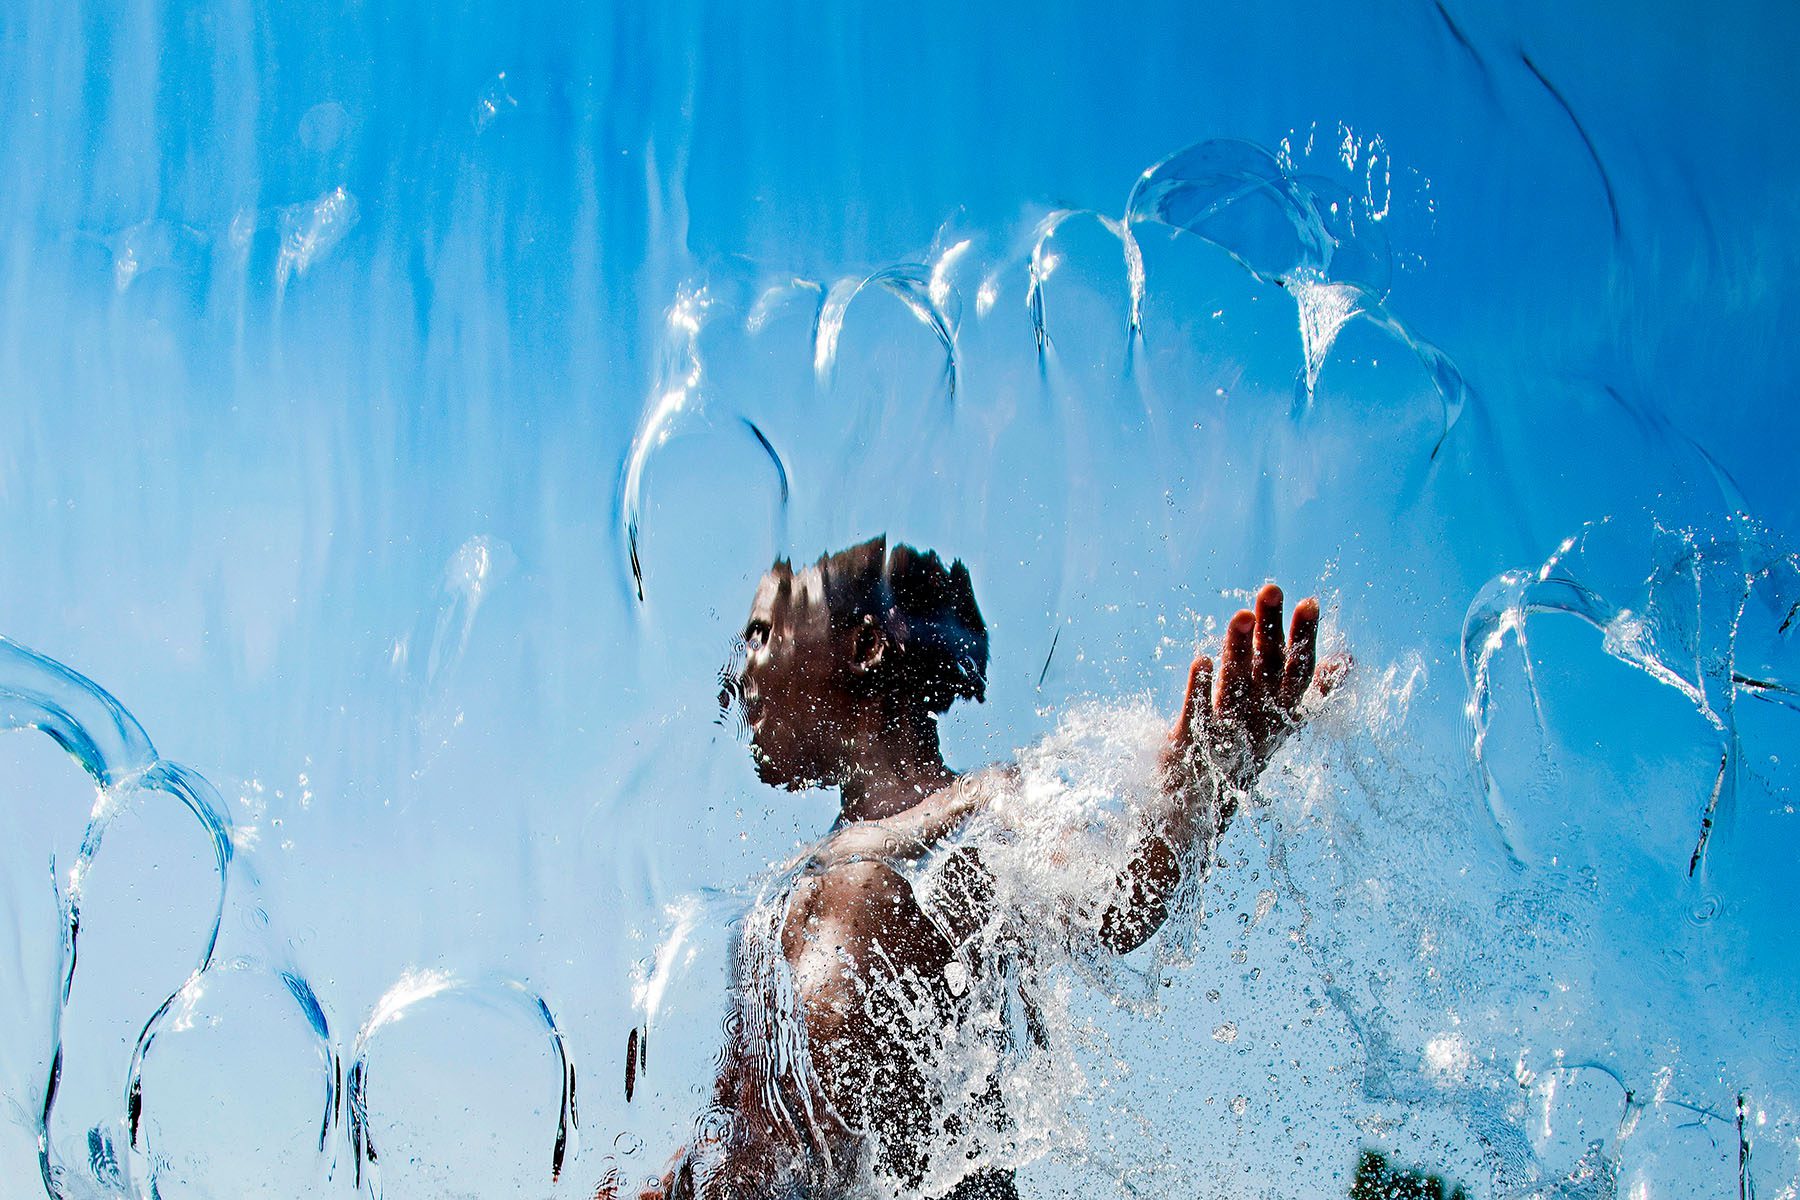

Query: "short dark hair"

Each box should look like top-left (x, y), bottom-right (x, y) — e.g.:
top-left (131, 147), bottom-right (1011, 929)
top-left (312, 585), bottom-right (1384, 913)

top-left (801, 536), bottom-right (988, 713)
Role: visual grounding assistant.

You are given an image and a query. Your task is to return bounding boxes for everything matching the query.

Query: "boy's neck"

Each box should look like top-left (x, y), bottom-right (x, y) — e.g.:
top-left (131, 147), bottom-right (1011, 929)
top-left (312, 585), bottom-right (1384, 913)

top-left (836, 711), bottom-right (955, 823)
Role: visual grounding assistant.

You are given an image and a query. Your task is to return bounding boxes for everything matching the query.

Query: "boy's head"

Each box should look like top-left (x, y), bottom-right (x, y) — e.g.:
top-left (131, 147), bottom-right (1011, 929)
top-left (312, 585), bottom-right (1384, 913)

top-left (737, 536), bottom-right (987, 788)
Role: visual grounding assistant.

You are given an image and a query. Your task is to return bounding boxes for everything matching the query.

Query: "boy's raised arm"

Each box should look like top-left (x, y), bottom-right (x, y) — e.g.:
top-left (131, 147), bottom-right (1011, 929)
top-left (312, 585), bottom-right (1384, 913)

top-left (1101, 584), bottom-right (1340, 953)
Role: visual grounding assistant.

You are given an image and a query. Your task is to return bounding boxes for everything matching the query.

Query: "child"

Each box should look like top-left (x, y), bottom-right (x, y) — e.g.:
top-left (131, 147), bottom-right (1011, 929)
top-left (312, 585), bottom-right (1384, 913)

top-left (634, 537), bottom-right (1336, 1200)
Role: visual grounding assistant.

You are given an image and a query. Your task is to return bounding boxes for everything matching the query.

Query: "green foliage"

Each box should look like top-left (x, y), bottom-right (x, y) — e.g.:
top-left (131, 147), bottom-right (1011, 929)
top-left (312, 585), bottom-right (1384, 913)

top-left (1349, 1149), bottom-right (1470, 1200)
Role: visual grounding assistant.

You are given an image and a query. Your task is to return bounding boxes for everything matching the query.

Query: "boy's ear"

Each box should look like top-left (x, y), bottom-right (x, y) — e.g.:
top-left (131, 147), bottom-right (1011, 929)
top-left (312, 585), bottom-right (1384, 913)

top-left (849, 613), bottom-right (887, 675)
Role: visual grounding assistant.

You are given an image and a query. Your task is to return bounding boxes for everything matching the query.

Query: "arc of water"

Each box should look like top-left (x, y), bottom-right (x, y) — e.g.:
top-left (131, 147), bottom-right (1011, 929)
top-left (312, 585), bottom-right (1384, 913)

top-left (620, 286), bottom-right (715, 604)
top-left (1023, 209), bottom-right (1146, 358)
top-left (122, 960), bottom-right (339, 1199)
top-left (1124, 138), bottom-right (1467, 456)
top-left (0, 636), bottom-right (235, 1200)
top-left (346, 970), bottom-right (578, 1198)
top-left (812, 263), bottom-right (960, 404)
top-left (619, 285), bottom-right (795, 604)
top-left (1461, 517), bottom-right (1796, 875)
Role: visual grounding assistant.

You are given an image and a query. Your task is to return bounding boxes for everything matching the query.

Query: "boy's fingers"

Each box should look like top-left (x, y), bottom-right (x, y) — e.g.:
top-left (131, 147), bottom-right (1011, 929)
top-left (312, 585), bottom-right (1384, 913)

top-left (1280, 598), bottom-right (1320, 713)
top-left (1175, 655), bottom-right (1213, 744)
top-left (1218, 610), bottom-right (1256, 716)
top-left (1252, 583), bottom-right (1285, 705)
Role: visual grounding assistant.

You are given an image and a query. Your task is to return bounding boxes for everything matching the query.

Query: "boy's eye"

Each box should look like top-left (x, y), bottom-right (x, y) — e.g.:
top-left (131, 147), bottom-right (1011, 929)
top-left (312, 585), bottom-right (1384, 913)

top-left (745, 621), bottom-right (771, 650)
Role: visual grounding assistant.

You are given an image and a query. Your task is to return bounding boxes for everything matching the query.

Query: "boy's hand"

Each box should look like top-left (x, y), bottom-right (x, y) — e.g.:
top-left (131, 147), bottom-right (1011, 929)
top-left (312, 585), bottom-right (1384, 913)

top-left (1164, 584), bottom-right (1344, 798)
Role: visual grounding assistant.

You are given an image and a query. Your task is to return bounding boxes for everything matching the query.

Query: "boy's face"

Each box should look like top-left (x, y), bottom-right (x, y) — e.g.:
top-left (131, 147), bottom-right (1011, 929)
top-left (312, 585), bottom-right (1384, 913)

top-left (738, 566), bottom-right (860, 789)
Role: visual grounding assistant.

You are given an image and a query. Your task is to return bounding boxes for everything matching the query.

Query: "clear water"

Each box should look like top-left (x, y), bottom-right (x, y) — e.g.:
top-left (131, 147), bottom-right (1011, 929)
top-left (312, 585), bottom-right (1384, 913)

top-left (1, 3), bottom-right (1796, 1197)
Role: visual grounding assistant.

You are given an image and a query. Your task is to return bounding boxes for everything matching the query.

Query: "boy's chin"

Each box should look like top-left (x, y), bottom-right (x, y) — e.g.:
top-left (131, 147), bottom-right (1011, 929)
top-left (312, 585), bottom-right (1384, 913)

top-left (750, 744), bottom-right (795, 786)
top-left (751, 744), bottom-right (825, 791)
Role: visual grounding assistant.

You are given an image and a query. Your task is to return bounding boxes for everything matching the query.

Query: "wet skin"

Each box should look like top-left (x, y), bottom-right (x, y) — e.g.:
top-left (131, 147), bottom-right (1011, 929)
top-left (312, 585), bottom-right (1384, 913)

top-left (639, 574), bottom-right (1338, 1200)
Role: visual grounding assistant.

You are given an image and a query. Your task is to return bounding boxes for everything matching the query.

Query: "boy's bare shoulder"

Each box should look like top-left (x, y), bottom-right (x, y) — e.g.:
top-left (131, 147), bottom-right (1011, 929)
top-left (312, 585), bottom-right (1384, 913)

top-left (813, 765), bottom-right (1018, 869)
top-left (780, 854), bottom-right (955, 980)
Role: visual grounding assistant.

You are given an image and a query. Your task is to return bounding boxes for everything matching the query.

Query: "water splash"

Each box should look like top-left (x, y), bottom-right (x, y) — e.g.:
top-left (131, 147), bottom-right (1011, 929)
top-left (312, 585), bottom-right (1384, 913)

top-left (679, 698), bottom-right (1283, 1197)
top-left (346, 970), bottom-right (578, 1196)
top-left (678, 872), bottom-right (844, 1197)
top-left (275, 186), bottom-right (360, 293)
top-left (0, 637), bottom-right (234, 1199)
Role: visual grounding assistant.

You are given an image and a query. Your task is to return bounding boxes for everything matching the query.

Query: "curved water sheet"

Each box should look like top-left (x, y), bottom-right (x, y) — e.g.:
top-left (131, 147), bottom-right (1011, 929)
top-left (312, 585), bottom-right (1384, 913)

top-left (1024, 209), bottom-right (1145, 353)
top-left (1127, 139), bottom-right (1390, 297)
top-left (796, 263), bottom-right (968, 551)
top-left (346, 971), bottom-right (578, 1199)
top-left (813, 263), bottom-right (960, 402)
top-left (1127, 139), bottom-right (1468, 451)
top-left (618, 259), bottom-right (965, 631)
top-left (124, 961), bottom-right (337, 1199)
top-left (1012, 206), bottom-right (1172, 625)
top-left (620, 284), bottom-right (794, 608)
top-left (606, 890), bottom-right (739, 1184)
top-left (0, 639), bottom-right (235, 1199)
top-left (1463, 510), bottom-right (1798, 876)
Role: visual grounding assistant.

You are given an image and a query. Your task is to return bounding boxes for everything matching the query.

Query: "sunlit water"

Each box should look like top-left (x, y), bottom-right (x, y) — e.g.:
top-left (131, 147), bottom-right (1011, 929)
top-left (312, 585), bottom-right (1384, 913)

top-left (1, 3), bottom-right (1796, 1198)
